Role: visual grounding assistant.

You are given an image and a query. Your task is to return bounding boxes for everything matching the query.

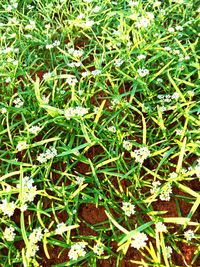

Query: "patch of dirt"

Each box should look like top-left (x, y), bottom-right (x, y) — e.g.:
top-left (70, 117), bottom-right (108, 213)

top-left (79, 203), bottom-right (107, 225)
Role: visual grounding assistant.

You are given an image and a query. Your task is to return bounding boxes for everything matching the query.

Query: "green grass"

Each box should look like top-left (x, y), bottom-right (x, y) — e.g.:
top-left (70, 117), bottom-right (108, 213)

top-left (0, 0), bottom-right (200, 266)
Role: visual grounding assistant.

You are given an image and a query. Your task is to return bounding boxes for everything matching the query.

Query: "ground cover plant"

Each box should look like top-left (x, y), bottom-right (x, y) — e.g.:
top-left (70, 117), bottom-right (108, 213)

top-left (0, 0), bottom-right (200, 266)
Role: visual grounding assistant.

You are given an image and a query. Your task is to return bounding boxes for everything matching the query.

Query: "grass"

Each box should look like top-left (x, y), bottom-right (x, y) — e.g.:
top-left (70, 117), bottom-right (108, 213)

top-left (0, 0), bottom-right (200, 266)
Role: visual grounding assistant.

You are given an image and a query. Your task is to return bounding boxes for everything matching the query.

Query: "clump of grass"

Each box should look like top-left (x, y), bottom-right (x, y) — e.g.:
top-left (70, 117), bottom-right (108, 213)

top-left (0, 0), bottom-right (200, 266)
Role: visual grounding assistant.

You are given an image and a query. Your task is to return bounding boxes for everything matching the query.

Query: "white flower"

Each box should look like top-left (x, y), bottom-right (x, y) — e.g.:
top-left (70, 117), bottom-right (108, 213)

top-left (81, 71), bottom-right (90, 77)
top-left (159, 184), bottom-right (172, 201)
top-left (137, 68), bottom-right (149, 77)
top-left (28, 125), bottom-right (41, 134)
top-left (55, 223), bottom-right (69, 235)
top-left (131, 232), bottom-right (148, 250)
top-left (46, 44), bottom-right (54, 49)
top-left (169, 172), bottom-right (178, 179)
top-left (66, 76), bottom-right (78, 85)
top-left (1, 107), bottom-right (7, 114)
top-left (128, 1), bottom-right (139, 6)
top-left (43, 72), bottom-right (52, 80)
top-left (155, 222), bottom-right (167, 232)
top-left (137, 54), bottom-right (146, 60)
top-left (20, 204), bottom-right (28, 212)
top-left (29, 228), bottom-right (43, 244)
top-left (3, 226), bottom-right (16, 241)
top-left (91, 69), bottom-right (101, 76)
top-left (93, 243), bottom-right (104, 256)
top-left (64, 106), bottom-right (89, 120)
top-left (135, 17), bottom-right (150, 28)
top-left (122, 140), bottom-right (132, 151)
top-left (93, 6), bottom-right (101, 12)
top-left (25, 20), bottom-right (36, 30)
top-left (168, 27), bottom-right (175, 33)
top-left (26, 243), bottom-right (39, 258)
top-left (45, 147), bottom-right (57, 159)
top-left (13, 97), bottom-right (24, 108)
top-left (184, 229), bottom-right (194, 241)
top-left (0, 199), bottom-right (16, 217)
top-left (108, 126), bottom-right (116, 133)
top-left (122, 202), bottom-right (135, 217)
top-left (42, 95), bottom-right (50, 104)
top-left (6, 77), bottom-right (11, 83)
top-left (150, 181), bottom-right (161, 195)
top-left (153, 1), bottom-right (161, 7)
top-left (175, 129), bottom-right (183, 136)
top-left (37, 152), bottom-right (47, 163)
top-left (16, 141), bottom-right (28, 151)
top-left (75, 176), bottom-right (85, 185)
top-left (166, 246), bottom-right (172, 258)
top-left (53, 40), bottom-right (60, 47)
top-left (84, 20), bottom-right (94, 27)
top-left (176, 25), bottom-right (183, 31)
top-left (114, 58), bottom-right (124, 67)
top-left (171, 92), bottom-right (179, 100)
top-left (68, 242), bottom-right (87, 260)
top-left (131, 147), bottom-right (150, 164)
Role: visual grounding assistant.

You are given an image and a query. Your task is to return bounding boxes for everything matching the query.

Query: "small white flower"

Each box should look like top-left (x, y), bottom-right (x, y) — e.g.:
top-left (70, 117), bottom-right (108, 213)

top-left (122, 202), bottom-right (135, 217)
top-left (155, 222), bottom-right (167, 232)
top-left (0, 199), bottom-right (16, 217)
top-left (3, 226), bottom-right (16, 241)
top-left (66, 76), bottom-right (78, 85)
top-left (131, 232), bottom-right (148, 250)
top-left (153, 1), bottom-right (161, 7)
top-left (166, 246), bottom-right (173, 258)
top-left (137, 54), bottom-right (146, 60)
top-left (55, 223), bottom-right (69, 235)
top-left (93, 243), bottom-right (104, 256)
top-left (13, 97), bottom-right (24, 108)
top-left (131, 147), bottom-right (150, 164)
top-left (20, 204), bottom-right (28, 212)
top-left (169, 172), bottom-right (178, 179)
top-left (53, 40), bottom-right (60, 47)
top-left (168, 27), bottom-right (175, 33)
top-left (171, 92), bottom-right (179, 100)
top-left (43, 72), bottom-right (52, 80)
top-left (137, 68), bottom-right (149, 77)
top-left (184, 229), bottom-right (194, 241)
top-left (68, 242), bottom-right (87, 261)
top-left (1, 107), bottom-right (7, 114)
top-left (128, 1), bottom-right (139, 6)
top-left (135, 17), bottom-right (150, 28)
top-left (176, 25), bottom-right (183, 31)
top-left (150, 181), bottom-right (161, 195)
top-left (114, 58), bottom-right (124, 67)
top-left (93, 6), bottom-right (101, 12)
top-left (81, 71), bottom-right (90, 77)
top-left (16, 141), bottom-right (28, 151)
top-left (75, 176), bottom-right (85, 185)
top-left (6, 77), bottom-right (11, 83)
top-left (29, 228), bottom-right (43, 244)
top-left (28, 125), bottom-right (41, 135)
top-left (91, 69), bottom-right (101, 76)
top-left (26, 243), bottom-right (39, 258)
top-left (108, 126), bottom-right (116, 133)
top-left (175, 129), bottom-right (183, 136)
top-left (46, 44), bottom-right (54, 49)
top-left (122, 140), bottom-right (132, 151)
top-left (37, 152), bottom-right (47, 163)
top-left (84, 20), bottom-right (94, 27)
top-left (159, 184), bottom-right (172, 201)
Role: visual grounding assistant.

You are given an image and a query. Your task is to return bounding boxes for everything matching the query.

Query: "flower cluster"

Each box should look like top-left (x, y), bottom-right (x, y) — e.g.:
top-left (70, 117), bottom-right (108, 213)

top-left (17, 176), bottom-right (37, 204)
top-left (68, 242), bottom-right (87, 261)
top-left (16, 141), bottom-right (28, 151)
top-left (46, 40), bottom-right (61, 49)
top-left (150, 181), bottom-right (172, 201)
top-left (155, 222), bottom-right (167, 232)
top-left (64, 106), bottom-right (89, 120)
top-left (131, 147), bottom-right (150, 164)
top-left (26, 228), bottom-right (43, 258)
top-left (157, 92), bottom-right (180, 102)
top-left (28, 125), bottom-right (41, 135)
top-left (122, 140), bottom-right (132, 151)
top-left (122, 202), bottom-right (135, 217)
top-left (13, 97), bottom-right (24, 108)
top-left (137, 68), bottom-right (149, 77)
top-left (131, 232), bottom-right (148, 250)
top-left (3, 226), bottom-right (16, 241)
top-left (184, 229), bottom-right (194, 241)
top-left (37, 147), bottom-right (57, 163)
top-left (0, 199), bottom-right (16, 217)
top-left (93, 242), bottom-right (104, 256)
